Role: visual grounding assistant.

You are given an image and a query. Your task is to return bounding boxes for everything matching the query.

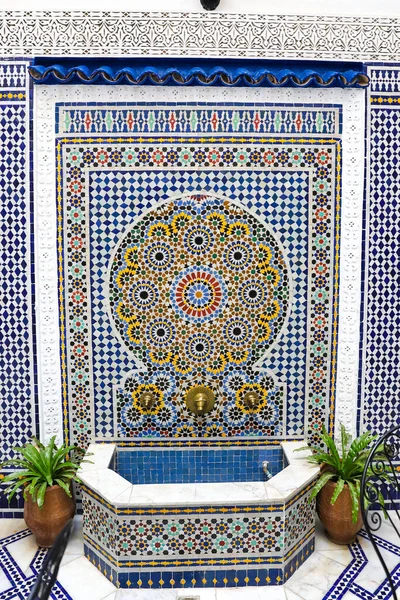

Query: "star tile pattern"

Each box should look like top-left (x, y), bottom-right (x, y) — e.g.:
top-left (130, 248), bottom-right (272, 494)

top-left (0, 60), bottom-right (36, 516)
top-left (363, 84), bottom-right (400, 434)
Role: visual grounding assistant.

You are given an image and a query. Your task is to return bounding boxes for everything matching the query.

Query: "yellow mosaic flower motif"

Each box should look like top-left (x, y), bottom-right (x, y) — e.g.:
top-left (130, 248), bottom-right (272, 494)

top-left (148, 222), bottom-right (171, 237)
top-left (127, 322), bottom-right (141, 344)
top-left (206, 354), bottom-right (227, 374)
top-left (175, 424), bottom-right (196, 436)
top-left (124, 246), bottom-right (139, 268)
top-left (226, 222), bottom-right (250, 237)
top-left (259, 265), bottom-right (280, 286)
top-left (205, 212), bottom-right (227, 232)
top-left (263, 300), bottom-right (280, 321)
top-left (204, 424), bottom-right (224, 437)
top-left (149, 351), bottom-right (173, 365)
top-left (172, 354), bottom-right (192, 375)
top-left (257, 243), bottom-right (273, 269)
top-left (116, 302), bottom-right (138, 324)
top-left (226, 350), bottom-right (249, 364)
top-left (257, 319), bottom-right (271, 342)
top-left (169, 212), bottom-right (192, 233)
top-left (115, 267), bottom-right (136, 289)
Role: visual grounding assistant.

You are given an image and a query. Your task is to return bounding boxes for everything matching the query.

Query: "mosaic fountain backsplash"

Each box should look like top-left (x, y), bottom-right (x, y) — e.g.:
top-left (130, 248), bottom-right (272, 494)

top-left (60, 102), bottom-right (340, 448)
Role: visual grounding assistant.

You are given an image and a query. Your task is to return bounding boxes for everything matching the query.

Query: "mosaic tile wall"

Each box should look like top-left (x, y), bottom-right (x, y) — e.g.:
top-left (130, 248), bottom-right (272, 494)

top-left (55, 102), bottom-right (341, 448)
top-left (0, 48), bottom-right (398, 524)
top-left (0, 61), bottom-right (36, 516)
top-left (81, 484), bottom-right (315, 588)
top-left (360, 67), bottom-right (400, 435)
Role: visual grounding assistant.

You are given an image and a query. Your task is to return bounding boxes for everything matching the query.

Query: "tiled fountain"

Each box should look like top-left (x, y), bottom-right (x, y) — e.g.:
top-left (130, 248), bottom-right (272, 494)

top-left (71, 186), bottom-right (326, 588)
top-left (79, 441), bottom-right (318, 589)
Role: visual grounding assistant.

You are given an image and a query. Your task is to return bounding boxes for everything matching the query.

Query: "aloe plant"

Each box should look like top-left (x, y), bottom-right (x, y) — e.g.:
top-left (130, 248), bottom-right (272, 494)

top-left (0, 436), bottom-right (89, 508)
top-left (299, 424), bottom-right (384, 523)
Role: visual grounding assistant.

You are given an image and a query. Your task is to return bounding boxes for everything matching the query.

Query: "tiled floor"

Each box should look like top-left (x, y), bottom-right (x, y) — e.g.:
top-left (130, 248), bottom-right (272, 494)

top-left (0, 516), bottom-right (398, 600)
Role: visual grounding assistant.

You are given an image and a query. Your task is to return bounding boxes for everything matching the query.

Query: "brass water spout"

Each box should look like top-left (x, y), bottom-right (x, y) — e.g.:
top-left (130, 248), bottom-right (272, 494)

top-left (139, 391), bottom-right (156, 411)
top-left (185, 386), bottom-right (215, 416)
top-left (243, 391), bottom-right (260, 410)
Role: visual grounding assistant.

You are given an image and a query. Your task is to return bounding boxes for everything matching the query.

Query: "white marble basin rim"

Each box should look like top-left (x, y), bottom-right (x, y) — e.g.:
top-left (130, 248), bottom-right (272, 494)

top-left (77, 440), bottom-right (319, 508)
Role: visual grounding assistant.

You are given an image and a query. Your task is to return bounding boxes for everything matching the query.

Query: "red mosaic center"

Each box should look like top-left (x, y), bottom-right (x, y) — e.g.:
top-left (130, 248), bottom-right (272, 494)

top-left (175, 271), bottom-right (223, 318)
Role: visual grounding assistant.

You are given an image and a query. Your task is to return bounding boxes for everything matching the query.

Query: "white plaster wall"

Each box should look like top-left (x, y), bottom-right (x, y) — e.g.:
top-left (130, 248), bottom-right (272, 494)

top-left (2, 0), bottom-right (400, 17)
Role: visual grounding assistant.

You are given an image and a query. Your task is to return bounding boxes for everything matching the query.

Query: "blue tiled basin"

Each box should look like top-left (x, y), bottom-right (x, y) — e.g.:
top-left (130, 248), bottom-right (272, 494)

top-left (114, 446), bottom-right (285, 485)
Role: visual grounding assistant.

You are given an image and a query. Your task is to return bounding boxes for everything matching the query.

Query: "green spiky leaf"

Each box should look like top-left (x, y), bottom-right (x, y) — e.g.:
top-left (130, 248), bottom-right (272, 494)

top-left (309, 471), bottom-right (335, 501)
top-left (330, 478), bottom-right (345, 504)
top-left (347, 480), bottom-right (360, 524)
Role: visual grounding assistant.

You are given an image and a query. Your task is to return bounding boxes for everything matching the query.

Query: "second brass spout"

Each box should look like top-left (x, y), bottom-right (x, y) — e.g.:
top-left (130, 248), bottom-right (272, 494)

top-left (243, 391), bottom-right (260, 410)
top-left (139, 391), bottom-right (156, 411)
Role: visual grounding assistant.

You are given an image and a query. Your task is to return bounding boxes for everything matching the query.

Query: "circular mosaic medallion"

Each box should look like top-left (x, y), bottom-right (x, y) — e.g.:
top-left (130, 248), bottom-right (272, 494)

top-left (109, 193), bottom-right (290, 371)
top-left (185, 334), bottom-right (215, 362)
top-left (171, 267), bottom-right (227, 322)
top-left (144, 241), bottom-right (174, 271)
top-left (183, 225), bottom-right (213, 255)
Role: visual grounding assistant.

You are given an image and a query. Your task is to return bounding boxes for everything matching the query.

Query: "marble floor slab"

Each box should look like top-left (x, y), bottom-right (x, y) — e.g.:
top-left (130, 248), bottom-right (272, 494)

top-left (0, 515), bottom-right (398, 600)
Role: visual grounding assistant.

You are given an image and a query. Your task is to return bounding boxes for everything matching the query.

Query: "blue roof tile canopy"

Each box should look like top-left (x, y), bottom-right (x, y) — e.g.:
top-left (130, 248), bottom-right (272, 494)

top-left (28, 57), bottom-right (369, 87)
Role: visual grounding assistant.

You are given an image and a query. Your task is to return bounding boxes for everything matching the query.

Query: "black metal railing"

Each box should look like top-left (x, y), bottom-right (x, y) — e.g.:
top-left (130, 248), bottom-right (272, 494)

top-left (361, 425), bottom-right (400, 600)
top-left (28, 520), bottom-right (73, 600)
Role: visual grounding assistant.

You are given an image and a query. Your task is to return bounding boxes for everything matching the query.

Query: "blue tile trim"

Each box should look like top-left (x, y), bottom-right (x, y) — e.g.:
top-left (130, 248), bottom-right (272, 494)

top-left (84, 535), bottom-right (315, 588)
top-left (29, 58), bottom-right (368, 88)
top-left (322, 539), bottom-right (367, 600)
top-left (85, 539), bottom-right (285, 588)
top-left (361, 77), bottom-right (400, 435)
top-left (0, 58), bottom-right (38, 511)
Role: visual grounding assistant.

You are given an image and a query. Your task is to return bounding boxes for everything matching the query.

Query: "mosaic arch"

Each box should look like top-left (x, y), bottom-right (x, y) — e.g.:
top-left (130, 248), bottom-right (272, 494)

top-left (108, 193), bottom-right (291, 439)
top-left (51, 98), bottom-right (342, 448)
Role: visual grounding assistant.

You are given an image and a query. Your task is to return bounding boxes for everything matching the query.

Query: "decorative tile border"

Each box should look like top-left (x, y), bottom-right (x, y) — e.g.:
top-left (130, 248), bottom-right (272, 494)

top-left (370, 67), bottom-right (400, 92)
top-left (0, 528), bottom-right (72, 599)
top-left (1, 12), bottom-right (400, 61)
top-left (322, 530), bottom-right (400, 599)
top-left (60, 137), bottom-right (336, 445)
top-left (55, 103), bottom-right (341, 136)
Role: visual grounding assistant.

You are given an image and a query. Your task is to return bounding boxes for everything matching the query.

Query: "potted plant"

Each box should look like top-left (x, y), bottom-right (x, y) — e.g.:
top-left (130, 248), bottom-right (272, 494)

top-left (300, 424), bottom-right (383, 545)
top-left (0, 436), bottom-right (88, 547)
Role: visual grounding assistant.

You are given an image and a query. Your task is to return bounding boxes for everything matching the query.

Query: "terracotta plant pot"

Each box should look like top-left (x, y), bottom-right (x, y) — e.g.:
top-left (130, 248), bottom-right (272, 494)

top-left (24, 484), bottom-right (75, 548)
top-left (317, 479), bottom-right (363, 545)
